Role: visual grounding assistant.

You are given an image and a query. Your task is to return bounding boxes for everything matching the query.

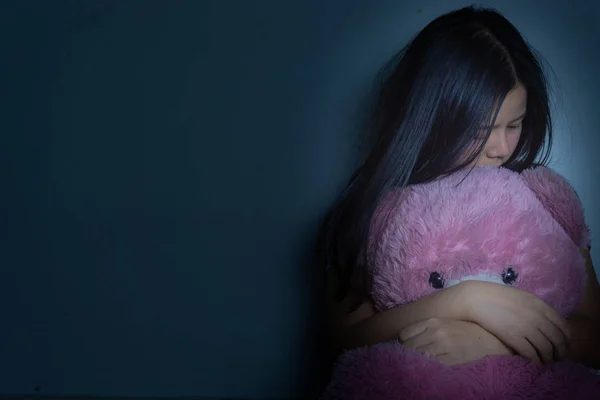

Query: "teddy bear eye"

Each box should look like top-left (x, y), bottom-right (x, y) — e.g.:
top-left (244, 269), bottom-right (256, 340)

top-left (429, 272), bottom-right (445, 289)
top-left (502, 268), bottom-right (518, 285)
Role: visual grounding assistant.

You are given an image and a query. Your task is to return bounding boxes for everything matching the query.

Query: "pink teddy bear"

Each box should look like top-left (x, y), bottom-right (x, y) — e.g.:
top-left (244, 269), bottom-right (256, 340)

top-left (323, 165), bottom-right (600, 400)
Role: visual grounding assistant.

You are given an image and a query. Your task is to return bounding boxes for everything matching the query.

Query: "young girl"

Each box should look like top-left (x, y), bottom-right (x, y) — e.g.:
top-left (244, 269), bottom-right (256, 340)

top-left (319, 6), bottom-right (600, 369)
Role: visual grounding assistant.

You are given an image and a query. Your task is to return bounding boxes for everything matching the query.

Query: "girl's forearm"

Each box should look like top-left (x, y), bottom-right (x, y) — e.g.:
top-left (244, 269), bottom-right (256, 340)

top-left (336, 282), bottom-right (470, 351)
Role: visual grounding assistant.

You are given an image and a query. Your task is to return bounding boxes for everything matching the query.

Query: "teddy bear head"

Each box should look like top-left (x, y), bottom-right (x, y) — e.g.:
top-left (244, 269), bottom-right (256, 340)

top-left (367, 166), bottom-right (588, 317)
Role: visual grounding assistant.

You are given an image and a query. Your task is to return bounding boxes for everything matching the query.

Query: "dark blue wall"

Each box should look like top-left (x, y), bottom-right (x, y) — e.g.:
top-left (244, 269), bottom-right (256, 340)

top-left (1, 1), bottom-right (341, 397)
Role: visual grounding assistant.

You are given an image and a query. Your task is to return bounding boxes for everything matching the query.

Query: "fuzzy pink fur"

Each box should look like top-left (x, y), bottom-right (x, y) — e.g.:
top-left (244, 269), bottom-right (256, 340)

top-left (323, 166), bottom-right (599, 400)
top-left (522, 167), bottom-right (591, 249)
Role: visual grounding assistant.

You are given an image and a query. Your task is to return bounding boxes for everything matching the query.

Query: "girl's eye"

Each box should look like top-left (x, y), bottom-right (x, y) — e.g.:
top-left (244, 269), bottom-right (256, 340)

top-left (507, 124), bottom-right (522, 130)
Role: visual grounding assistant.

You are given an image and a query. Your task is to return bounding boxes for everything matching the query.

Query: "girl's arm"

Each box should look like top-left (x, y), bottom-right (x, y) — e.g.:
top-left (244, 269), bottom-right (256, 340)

top-left (327, 267), bottom-right (571, 364)
top-left (326, 268), bottom-right (469, 354)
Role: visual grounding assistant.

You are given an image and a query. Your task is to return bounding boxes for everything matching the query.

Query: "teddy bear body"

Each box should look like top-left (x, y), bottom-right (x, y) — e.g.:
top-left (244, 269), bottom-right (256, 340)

top-left (323, 166), bottom-right (600, 400)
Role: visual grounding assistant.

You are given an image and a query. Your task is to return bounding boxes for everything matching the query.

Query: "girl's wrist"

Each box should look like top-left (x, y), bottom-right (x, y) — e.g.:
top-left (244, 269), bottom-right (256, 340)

top-left (443, 280), bottom-right (479, 322)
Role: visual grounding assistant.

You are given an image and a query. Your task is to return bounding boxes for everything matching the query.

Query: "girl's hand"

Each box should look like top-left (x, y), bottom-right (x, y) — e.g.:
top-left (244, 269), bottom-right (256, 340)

top-left (461, 281), bottom-right (571, 364)
top-left (400, 318), bottom-right (513, 366)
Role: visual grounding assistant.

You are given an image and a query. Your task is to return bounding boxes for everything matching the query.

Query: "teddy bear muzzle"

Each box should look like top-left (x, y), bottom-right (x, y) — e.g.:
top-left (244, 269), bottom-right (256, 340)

top-left (438, 267), bottom-right (518, 289)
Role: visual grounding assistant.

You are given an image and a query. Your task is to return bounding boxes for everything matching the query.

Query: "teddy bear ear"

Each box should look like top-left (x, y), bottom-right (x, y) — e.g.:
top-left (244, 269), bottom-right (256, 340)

top-left (521, 166), bottom-right (591, 249)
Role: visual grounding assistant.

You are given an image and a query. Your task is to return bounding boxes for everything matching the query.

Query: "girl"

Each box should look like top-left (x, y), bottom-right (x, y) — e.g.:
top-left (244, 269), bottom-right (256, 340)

top-left (319, 5), bottom-right (600, 369)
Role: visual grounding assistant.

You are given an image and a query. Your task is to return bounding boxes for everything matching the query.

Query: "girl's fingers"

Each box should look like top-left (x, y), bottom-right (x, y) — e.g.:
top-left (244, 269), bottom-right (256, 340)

top-left (402, 330), bottom-right (434, 350)
top-left (529, 329), bottom-right (554, 364)
top-left (513, 337), bottom-right (541, 364)
top-left (538, 322), bottom-right (568, 361)
top-left (399, 321), bottom-right (429, 342)
top-left (544, 310), bottom-right (571, 342)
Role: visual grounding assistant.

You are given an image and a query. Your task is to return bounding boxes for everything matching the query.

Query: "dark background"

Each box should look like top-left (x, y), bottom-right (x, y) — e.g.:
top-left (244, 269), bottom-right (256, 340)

top-left (1, 0), bottom-right (598, 398)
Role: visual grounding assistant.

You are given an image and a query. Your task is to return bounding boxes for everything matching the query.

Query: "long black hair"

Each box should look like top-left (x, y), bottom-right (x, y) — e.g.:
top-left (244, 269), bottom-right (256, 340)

top-left (318, 5), bottom-right (554, 300)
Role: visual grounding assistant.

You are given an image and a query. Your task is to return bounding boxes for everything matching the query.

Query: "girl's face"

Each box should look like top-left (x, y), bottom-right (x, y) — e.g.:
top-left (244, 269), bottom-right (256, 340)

top-left (472, 85), bottom-right (527, 167)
